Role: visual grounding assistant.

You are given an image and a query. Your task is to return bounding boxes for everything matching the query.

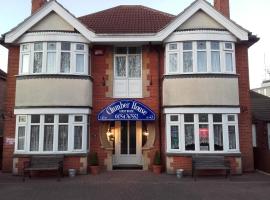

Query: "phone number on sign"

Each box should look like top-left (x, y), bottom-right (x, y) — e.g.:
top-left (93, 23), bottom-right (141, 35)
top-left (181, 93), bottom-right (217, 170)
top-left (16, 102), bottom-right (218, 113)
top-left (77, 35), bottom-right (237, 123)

top-left (114, 114), bottom-right (139, 120)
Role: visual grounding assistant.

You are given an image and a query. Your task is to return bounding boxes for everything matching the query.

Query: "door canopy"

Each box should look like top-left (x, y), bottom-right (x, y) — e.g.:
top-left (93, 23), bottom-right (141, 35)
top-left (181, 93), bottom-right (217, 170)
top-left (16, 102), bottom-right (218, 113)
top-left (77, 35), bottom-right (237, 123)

top-left (98, 100), bottom-right (156, 121)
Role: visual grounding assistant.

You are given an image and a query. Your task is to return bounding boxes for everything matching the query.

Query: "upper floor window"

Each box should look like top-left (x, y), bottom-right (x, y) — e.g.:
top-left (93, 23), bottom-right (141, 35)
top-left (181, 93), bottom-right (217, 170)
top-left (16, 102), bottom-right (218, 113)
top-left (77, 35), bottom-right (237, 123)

top-left (166, 41), bottom-right (235, 75)
top-left (114, 47), bottom-right (142, 98)
top-left (19, 42), bottom-right (89, 75)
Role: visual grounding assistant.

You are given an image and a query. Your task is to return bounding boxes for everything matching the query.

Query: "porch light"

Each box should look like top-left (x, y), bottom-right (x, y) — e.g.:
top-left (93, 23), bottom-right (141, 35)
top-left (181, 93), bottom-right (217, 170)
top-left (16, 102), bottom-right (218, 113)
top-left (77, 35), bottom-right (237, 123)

top-left (143, 128), bottom-right (149, 137)
top-left (106, 123), bottom-right (114, 141)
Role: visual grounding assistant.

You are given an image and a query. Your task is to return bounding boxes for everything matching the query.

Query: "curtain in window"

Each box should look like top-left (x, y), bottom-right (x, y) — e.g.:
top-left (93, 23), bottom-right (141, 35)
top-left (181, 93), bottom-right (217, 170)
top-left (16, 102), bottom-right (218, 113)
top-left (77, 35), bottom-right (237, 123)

top-left (214, 124), bottom-right (223, 151)
top-left (44, 125), bottom-right (54, 151)
top-left (169, 53), bottom-right (178, 73)
top-left (183, 52), bottom-right (193, 72)
top-left (47, 52), bottom-right (56, 73)
top-left (185, 124), bottom-right (195, 150)
top-left (33, 52), bottom-right (43, 73)
top-left (58, 125), bottom-right (68, 151)
top-left (74, 126), bottom-right (82, 150)
top-left (17, 127), bottom-right (25, 150)
top-left (116, 56), bottom-right (126, 77)
top-left (197, 51), bottom-right (207, 72)
top-left (76, 54), bottom-right (84, 73)
top-left (128, 55), bottom-right (141, 78)
top-left (228, 126), bottom-right (236, 149)
top-left (226, 53), bottom-right (233, 72)
top-left (61, 52), bottom-right (70, 73)
top-left (170, 125), bottom-right (179, 149)
top-left (30, 125), bottom-right (39, 151)
top-left (211, 51), bottom-right (221, 72)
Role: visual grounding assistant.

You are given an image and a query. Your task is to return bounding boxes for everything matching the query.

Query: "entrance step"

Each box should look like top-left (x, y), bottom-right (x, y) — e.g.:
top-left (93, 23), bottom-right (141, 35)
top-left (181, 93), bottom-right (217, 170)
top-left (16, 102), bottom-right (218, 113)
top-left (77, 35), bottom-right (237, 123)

top-left (113, 165), bottom-right (143, 170)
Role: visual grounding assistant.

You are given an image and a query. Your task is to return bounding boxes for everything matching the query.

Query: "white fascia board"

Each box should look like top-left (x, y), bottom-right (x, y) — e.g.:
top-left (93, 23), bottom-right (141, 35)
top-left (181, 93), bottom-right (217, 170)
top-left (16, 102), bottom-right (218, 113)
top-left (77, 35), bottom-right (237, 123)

top-left (164, 107), bottom-right (240, 114)
top-left (5, 1), bottom-right (95, 43)
top-left (14, 108), bottom-right (91, 115)
top-left (156, 0), bottom-right (248, 41)
top-left (164, 30), bottom-right (237, 43)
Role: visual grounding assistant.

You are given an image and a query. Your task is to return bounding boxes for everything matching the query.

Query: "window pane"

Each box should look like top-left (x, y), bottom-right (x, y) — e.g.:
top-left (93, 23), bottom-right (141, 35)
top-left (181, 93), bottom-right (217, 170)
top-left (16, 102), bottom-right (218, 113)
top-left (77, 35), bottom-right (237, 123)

top-left (199, 124), bottom-right (209, 151)
top-left (169, 43), bottom-right (177, 50)
top-left (128, 55), bottom-right (141, 78)
top-left (44, 125), bottom-right (54, 151)
top-left (22, 44), bottom-right (29, 51)
top-left (228, 115), bottom-right (235, 122)
top-left (197, 41), bottom-right (206, 50)
top-left (58, 125), bottom-right (68, 151)
top-left (31, 115), bottom-right (40, 123)
top-left (115, 56), bottom-right (126, 77)
top-left (169, 53), bottom-right (178, 73)
top-left (184, 114), bottom-right (194, 122)
top-left (59, 115), bottom-right (69, 123)
top-left (19, 116), bottom-right (27, 123)
top-left (76, 44), bottom-right (84, 51)
top-left (214, 124), bottom-right (223, 151)
top-left (183, 42), bottom-right (192, 50)
top-left (116, 47), bottom-right (127, 54)
top-left (61, 42), bottom-right (70, 51)
top-left (211, 42), bottom-right (220, 50)
top-left (199, 114), bottom-right (208, 122)
top-left (128, 47), bottom-right (141, 54)
top-left (30, 125), bottom-right (39, 151)
top-left (213, 114), bottom-right (222, 123)
top-left (34, 42), bottom-right (43, 51)
top-left (47, 52), bottom-right (56, 73)
top-left (74, 126), bottom-right (83, 150)
top-left (75, 116), bottom-right (83, 122)
top-left (170, 115), bottom-right (178, 122)
top-left (45, 115), bottom-right (54, 123)
top-left (129, 121), bottom-right (136, 154)
top-left (76, 54), bottom-right (85, 73)
top-left (171, 125), bottom-right (179, 149)
top-left (197, 51), bottom-right (207, 72)
top-left (226, 53), bottom-right (233, 72)
top-left (61, 52), bottom-right (70, 73)
top-left (33, 52), bottom-right (43, 73)
top-left (225, 42), bottom-right (233, 50)
top-left (17, 127), bottom-right (25, 150)
top-left (211, 51), bottom-right (221, 72)
top-left (22, 54), bottom-right (30, 73)
top-left (47, 42), bottom-right (56, 50)
top-left (183, 52), bottom-right (193, 72)
top-left (228, 126), bottom-right (236, 149)
top-left (185, 124), bottom-right (195, 150)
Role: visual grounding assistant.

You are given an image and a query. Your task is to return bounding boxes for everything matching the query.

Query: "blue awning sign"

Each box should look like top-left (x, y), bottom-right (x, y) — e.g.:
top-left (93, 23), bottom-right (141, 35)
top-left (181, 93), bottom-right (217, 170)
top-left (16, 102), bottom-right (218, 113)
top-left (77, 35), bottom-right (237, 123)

top-left (97, 99), bottom-right (156, 121)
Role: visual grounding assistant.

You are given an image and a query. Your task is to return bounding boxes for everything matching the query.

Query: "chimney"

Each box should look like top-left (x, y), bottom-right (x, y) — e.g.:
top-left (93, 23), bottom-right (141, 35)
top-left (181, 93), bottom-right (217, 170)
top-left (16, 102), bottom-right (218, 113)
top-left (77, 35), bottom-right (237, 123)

top-left (214, 0), bottom-right (230, 18)
top-left (32, 0), bottom-right (47, 14)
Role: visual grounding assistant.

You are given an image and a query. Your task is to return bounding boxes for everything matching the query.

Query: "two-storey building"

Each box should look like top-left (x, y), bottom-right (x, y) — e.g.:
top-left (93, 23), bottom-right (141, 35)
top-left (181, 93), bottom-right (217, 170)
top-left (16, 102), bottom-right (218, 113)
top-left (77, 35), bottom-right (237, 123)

top-left (0, 0), bottom-right (258, 175)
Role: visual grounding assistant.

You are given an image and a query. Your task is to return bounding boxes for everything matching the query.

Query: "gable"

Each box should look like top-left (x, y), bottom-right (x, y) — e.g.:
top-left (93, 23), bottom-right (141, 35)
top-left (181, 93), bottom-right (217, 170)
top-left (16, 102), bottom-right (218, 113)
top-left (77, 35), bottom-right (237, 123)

top-left (178, 10), bottom-right (225, 30)
top-left (30, 12), bottom-right (75, 31)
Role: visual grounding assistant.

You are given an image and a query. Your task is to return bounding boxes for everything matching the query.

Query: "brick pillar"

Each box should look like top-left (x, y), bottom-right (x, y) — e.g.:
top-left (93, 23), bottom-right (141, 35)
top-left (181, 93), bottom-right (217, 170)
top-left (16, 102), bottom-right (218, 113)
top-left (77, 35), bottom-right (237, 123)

top-left (2, 46), bottom-right (19, 172)
top-left (32, 0), bottom-right (47, 14)
top-left (236, 43), bottom-right (254, 172)
top-left (214, 0), bottom-right (230, 18)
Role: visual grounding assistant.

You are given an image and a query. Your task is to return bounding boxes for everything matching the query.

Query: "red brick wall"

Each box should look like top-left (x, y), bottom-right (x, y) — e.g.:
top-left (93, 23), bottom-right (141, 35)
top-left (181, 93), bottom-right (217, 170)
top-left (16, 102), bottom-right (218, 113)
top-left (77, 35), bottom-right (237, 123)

top-left (253, 120), bottom-right (270, 173)
top-left (214, 0), bottom-right (230, 18)
top-left (0, 74), bottom-right (6, 170)
top-left (90, 45), bottom-right (162, 168)
top-left (2, 46), bottom-right (19, 172)
top-left (236, 44), bottom-right (254, 172)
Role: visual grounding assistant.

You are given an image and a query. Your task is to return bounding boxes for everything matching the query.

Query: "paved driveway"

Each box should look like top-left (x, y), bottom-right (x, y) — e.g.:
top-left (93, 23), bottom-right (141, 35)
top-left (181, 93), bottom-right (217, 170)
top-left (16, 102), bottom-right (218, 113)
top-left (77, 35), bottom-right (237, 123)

top-left (0, 171), bottom-right (270, 200)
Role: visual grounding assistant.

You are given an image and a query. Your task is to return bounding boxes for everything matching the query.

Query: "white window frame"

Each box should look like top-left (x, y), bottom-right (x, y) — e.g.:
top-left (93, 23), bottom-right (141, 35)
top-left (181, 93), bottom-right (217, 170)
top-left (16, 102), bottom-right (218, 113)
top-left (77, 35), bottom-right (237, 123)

top-left (19, 42), bottom-right (89, 75)
top-left (15, 115), bottom-right (28, 152)
top-left (166, 43), bottom-right (180, 74)
top-left (15, 114), bottom-right (88, 154)
top-left (252, 124), bottom-right (257, 147)
top-left (165, 41), bottom-right (236, 75)
top-left (166, 113), bottom-right (240, 154)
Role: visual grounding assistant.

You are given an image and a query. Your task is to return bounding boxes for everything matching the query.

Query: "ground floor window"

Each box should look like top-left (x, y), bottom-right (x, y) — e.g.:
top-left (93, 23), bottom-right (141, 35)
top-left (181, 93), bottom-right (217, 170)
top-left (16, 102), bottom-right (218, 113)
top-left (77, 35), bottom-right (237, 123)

top-left (15, 114), bottom-right (88, 154)
top-left (166, 113), bottom-right (239, 153)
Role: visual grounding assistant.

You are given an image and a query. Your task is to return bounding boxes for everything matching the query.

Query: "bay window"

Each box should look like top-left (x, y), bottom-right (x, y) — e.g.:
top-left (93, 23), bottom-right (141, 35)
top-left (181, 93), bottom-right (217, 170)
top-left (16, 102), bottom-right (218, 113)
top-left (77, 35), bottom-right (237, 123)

top-left (166, 41), bottom-right (235, 74)
top-left (19, 42), bottom-right (89, 75)
top-left (15, 114), bottom-right (88, 154)
top-left (166, 113), bottom-right (239, 153)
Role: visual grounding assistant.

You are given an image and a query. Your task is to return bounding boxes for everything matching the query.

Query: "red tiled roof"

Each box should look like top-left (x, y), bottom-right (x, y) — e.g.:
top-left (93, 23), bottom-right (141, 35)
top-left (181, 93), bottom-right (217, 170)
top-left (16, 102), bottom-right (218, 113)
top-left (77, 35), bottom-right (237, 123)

top-left (78, 5), bottom-right (175, 34)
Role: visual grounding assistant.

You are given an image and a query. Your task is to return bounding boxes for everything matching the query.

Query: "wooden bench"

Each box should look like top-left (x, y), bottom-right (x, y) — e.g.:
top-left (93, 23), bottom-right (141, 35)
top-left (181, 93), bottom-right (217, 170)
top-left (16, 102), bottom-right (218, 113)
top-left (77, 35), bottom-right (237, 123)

top-left (23, 155), bottom-right (64, 182)
top-left (192, 156), bottom-right (231, 181)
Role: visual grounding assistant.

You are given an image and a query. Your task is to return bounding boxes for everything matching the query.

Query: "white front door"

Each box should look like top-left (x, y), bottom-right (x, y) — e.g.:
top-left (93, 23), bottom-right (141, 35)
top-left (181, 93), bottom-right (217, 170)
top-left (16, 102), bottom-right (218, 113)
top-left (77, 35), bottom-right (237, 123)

top-left (113, 121), bottom-right (142, 165)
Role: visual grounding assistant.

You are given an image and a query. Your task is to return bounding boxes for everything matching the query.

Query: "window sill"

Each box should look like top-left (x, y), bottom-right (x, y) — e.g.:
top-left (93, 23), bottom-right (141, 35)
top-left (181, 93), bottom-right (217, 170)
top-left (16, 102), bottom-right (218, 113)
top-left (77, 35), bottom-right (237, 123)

top-left (166, 152), bottom-right (241, 157)
top-left (163, 73), bottom-right (239, 80)
top-left (13, 152), bottom-right (88, 157)
top-left (16, 74), bottom-right (93, 81)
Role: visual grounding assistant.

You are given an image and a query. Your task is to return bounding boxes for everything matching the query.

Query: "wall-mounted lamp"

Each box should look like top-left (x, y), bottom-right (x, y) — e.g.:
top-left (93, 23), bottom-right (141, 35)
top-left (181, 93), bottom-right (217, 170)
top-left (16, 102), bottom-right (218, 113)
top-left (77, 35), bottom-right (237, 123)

top-left (106, 122), bottom-right (115, 141)
top-left (142, 122), bottom-right (149, 137)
